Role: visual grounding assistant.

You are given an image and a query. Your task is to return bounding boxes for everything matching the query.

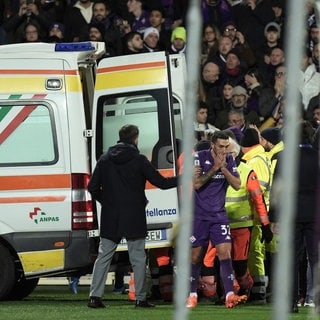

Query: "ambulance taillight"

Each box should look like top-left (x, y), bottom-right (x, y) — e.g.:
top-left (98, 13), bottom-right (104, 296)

top-left (71, 173), bottom-right (94, 230)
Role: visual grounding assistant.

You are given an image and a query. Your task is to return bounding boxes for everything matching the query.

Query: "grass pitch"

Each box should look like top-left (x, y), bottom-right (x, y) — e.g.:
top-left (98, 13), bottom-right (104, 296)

top-left (0, 285), bottom-right (317, 320)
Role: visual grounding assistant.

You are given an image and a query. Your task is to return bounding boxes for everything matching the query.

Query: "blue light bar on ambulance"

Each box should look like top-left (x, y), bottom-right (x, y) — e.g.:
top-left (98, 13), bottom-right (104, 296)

top-left (55, 42), bottom-right (95, 52)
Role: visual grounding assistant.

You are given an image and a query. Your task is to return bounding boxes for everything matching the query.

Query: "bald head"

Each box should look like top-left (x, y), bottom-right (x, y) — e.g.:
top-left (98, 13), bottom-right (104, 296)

top-left (202, 62), bottom-right (220, 83)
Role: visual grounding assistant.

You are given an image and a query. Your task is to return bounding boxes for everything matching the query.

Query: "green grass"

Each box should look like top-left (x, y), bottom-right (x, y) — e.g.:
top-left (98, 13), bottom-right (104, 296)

top-left (0, 285), bottom-right (317, 320)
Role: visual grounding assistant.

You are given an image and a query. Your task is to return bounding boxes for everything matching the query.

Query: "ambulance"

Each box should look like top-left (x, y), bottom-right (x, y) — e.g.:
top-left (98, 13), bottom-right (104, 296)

top-left (0, 42), bottom-right (185, 300)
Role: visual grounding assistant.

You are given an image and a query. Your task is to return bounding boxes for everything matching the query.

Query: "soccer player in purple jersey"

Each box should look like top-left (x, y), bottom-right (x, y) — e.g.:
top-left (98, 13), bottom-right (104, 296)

top-left (186, 131), bottom-right (247, 308)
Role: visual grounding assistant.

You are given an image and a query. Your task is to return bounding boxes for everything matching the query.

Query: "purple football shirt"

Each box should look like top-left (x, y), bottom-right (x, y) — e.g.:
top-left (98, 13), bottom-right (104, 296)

top-left (194, 149), bottom-right (239, 223)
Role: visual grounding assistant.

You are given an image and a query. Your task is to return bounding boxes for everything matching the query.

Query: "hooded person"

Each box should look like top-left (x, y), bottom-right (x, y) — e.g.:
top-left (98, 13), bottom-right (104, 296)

top-left (142, 26), bottom-right (160, 52)
top-left (143, 26), bottom-right (159, 40)
top-left (232, 85), bottom-right (249, 99)
top-left (264, 22), bottom-right (281, 38)
top-left (231, 86), bottom-right (249, 110)
top-left (88, 22), bottom-right (106, 41)
top-left (260, 128), bottom-right (281, 146)
top-left (227, 47), bottom-right (242, 62)
top-left (240, 128), bottom-right (260, 148)
top-left (259, 126), bottom-right (284, 299)
top-left (48, 22), bottom-right (65, 43)
top-left (240, 127), bottom-right (273, 305)
top-left (87, 22), bottom-right (116, 58)
top-left (229, 86), bottom-right (261, 127)
top-left (168, 26), bottom-right (186, 54)
top-left (260, 127), bottom-right (284, 177)
top-left (222, 20), bottom-right (237, 37)
top-left (221, 48), bottom-right (247, 87)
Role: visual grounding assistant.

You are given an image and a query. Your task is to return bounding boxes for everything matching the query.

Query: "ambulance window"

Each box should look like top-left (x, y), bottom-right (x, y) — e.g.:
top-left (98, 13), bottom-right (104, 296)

top-left (101, 94), bottom-right (159, 160)
top-left (0, 105), bottom-right (57, 166)
top-left (97, 89), bottom-right (175, 169)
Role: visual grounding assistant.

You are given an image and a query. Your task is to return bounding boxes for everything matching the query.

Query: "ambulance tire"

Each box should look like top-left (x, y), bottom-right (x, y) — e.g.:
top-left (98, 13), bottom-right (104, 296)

top-left (0, 244), bottom-right (15, 300)
top-left (6, 277), bottom-right (39, 301)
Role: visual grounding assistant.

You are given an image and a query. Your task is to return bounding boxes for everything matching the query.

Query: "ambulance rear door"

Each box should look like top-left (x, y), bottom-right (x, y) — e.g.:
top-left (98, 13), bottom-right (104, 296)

top-left (92, 52), bottom-right (183, 249)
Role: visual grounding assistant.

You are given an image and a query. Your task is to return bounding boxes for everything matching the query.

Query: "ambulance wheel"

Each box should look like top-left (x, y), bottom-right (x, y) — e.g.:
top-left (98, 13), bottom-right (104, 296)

top-left (6, 277), bottom-right (39, 300)
top-left (0, 244), bottom-right (15, 300)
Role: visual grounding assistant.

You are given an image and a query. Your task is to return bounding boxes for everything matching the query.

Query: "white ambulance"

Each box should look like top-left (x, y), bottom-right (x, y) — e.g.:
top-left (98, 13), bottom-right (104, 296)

top-left (0, 42), bottom-right (185, 299)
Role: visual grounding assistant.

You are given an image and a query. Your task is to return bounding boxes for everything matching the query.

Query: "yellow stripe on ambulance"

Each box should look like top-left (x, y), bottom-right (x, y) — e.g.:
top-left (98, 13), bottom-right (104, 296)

top-left (18, 250), bottom-right (65, 275)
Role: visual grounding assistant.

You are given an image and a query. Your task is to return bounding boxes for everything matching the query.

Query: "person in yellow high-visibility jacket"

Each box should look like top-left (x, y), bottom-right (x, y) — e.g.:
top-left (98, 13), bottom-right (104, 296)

top-left (240, 128), bottom-right (273, 304)
top-left (225, 135), bottom-right (271, 298)
top-left (259, 127), bottom-right (284, 298)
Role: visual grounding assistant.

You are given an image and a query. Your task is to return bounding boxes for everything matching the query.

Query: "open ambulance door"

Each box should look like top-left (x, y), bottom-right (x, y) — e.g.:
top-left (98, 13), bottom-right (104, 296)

top-left (92, 52), bottom-right (184, 250)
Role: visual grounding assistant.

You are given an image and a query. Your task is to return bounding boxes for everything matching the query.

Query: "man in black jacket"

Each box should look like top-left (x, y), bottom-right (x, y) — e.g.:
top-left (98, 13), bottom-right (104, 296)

top-left (270, 121), bottom-right (319, 313)
top-left (87, 124), bottom-right (178, 309)
top-left (291, 122), bottom-right (319, 313)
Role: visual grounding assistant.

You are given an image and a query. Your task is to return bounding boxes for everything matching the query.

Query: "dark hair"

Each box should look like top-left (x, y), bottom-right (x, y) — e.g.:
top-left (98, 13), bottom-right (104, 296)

top-left (313, 126), bottom-right (320, 150)
top-left (300, 121), bottom-right (315, 145)
top-left (211, 130), bottom-right (229, 143)
top-left (310, 22), bottom-right (319, 30)
top-left (123, 31), bottom-right (142, 45)
top-left (223, 79), bottom-right (236, 87)
top-left (270, 46), bottom-right (284, 53)
top-left (149, 5), bottom-right (167, 18)
top-left (24, 21), bottom-right (40, 33)
top-left (202, 22), bottom-right (220, 36)
top-left (223, 129), bottom-right (236, 140)
top-left (312, 104), bottom-right (320, 111)
top-left (119, 124), bottom-right (139, 144)
top-left (245, 67), bottom-right (263, 82)
top-left (23, 21), bottom-right (41, 42)
top-left (198, 101), bottom-right (209, 111)
top-left (88, 22), bottom-right (106, 38)
top-left (304, 46), bottom-right (312, 58)
top-left (93, 0), bottom-right (111, 11)
top-left (194, 130), bottom-right (205, 142)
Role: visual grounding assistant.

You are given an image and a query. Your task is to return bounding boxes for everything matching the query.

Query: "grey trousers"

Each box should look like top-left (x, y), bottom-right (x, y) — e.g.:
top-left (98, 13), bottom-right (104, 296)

top-left (89, 237), bottom-right (147, 301)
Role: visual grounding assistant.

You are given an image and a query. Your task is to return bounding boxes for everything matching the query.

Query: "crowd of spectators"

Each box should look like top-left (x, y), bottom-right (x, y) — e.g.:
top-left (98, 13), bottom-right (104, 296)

top-left (6, 0), bottom-right (310, 132)
top-left (0, 2), bottom-right (318, 128)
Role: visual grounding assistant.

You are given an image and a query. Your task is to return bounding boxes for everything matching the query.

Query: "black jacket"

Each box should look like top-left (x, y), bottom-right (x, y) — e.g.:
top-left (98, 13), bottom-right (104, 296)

top-left (269, 144), bottom-right (319, 223)
top-left (295, 145), bottom-right (319, 222)
top-left (88, 142), bottom-right (177, 241)
top-left (64, 5), bottom-right (90, 42)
